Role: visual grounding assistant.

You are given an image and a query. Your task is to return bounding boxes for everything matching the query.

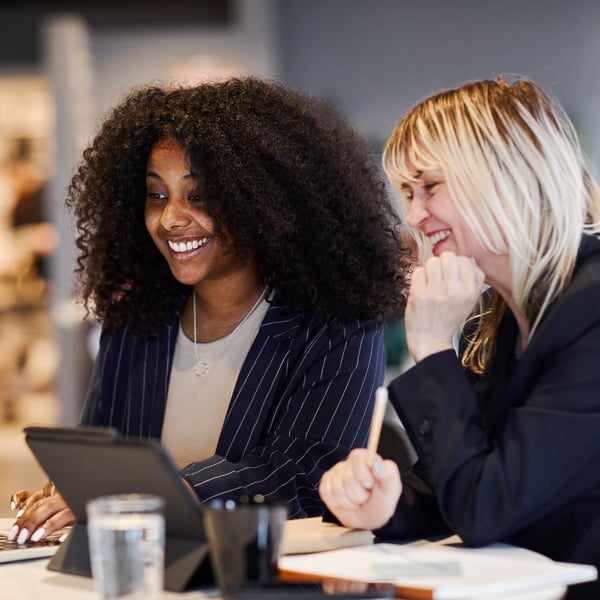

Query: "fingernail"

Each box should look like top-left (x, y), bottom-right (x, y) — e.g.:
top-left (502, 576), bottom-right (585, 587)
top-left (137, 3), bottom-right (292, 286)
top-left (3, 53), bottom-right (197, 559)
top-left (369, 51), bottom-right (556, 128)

top-left (7, 525), bottom-right (19, 541)
top-left (16, 508), bottom-right (24, 518)
top-left (374, 461), bottom-right (385, 474)
top-left (363, 479), bottom-right (373, 490)
top-left (10, 499), bottom-right (16, 510)
top-left (30, 528), bottom-right (45, 543)
top-left (58, 533), bottom-right (68, 543)
top-left (17, 528), bottom-right (30, 545)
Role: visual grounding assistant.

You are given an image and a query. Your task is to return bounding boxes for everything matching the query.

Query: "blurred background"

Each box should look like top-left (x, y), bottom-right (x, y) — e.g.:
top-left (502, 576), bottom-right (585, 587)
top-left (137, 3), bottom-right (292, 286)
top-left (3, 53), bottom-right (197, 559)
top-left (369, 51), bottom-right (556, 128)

top-left (1, 0), bottom-right (599, 514)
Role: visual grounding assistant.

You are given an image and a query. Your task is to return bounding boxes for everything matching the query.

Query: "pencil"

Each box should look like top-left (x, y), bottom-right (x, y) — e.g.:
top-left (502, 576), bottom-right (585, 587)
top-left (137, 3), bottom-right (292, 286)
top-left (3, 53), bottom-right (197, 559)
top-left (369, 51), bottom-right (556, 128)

top-left (366, 386), bottom-right (388, 465)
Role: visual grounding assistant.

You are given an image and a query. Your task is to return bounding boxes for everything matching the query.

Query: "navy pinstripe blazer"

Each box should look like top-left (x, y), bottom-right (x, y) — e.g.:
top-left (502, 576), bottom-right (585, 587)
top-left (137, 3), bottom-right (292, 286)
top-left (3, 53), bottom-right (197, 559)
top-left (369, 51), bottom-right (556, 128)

top-left (80, 293), bottom-right (386, 518)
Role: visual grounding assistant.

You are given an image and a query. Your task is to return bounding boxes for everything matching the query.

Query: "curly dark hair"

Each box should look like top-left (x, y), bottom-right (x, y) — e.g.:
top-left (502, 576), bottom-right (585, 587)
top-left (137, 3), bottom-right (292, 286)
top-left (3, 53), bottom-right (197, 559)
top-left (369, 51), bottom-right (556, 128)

top-left (67, 76), bottom-right (410, 335)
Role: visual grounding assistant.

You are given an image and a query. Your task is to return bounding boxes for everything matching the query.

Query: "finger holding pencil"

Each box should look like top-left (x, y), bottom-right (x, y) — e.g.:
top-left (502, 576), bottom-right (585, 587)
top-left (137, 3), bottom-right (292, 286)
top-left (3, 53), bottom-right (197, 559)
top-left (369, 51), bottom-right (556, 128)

top-left (366, 386), bottom-right (388, 466)
top-left (318, 385), bottom-right (402, 531)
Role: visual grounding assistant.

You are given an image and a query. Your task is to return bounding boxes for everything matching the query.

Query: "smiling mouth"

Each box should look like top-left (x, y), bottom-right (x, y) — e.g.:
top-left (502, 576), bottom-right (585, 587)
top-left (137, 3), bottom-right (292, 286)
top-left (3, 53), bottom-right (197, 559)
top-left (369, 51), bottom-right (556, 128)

top-left (167, 238), bottom-right (209, 253)
top-left (429, 230), bottom-right (450, 246)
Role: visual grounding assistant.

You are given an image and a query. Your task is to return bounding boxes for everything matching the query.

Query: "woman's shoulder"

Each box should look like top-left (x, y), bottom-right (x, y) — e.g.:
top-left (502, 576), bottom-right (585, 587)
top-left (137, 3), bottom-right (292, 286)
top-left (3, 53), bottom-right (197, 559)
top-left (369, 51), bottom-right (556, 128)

top-left (260, 292), bottom-right (381, 354)
top-left (533, 235), bottom-right (600, 345)
top-left (564, 234), bottom-right (600, 300)
top-left (267, 291), bottom-right (381, 330)
top-left (577, 231), bottom-right (600, 256)
top-left (99, 296), bottom-right (185, 346)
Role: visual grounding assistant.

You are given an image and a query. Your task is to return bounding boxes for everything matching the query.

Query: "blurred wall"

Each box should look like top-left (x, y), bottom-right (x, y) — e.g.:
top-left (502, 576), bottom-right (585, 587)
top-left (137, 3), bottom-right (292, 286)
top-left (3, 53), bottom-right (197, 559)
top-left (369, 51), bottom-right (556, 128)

top-left (276, 0), bottom-right (600, 168)
top-left (88, 0), bottom-right (279, 117)
top-left (3, 1), bottom-right (599, 164)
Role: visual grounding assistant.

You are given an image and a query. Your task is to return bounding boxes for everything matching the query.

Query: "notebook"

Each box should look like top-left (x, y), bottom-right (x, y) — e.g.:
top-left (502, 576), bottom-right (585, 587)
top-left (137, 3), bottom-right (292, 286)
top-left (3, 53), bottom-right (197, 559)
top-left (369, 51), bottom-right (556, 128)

top-left (281, 516), bottom-right (373, 555)
top-left (23, 425), bottom-right (213, 592)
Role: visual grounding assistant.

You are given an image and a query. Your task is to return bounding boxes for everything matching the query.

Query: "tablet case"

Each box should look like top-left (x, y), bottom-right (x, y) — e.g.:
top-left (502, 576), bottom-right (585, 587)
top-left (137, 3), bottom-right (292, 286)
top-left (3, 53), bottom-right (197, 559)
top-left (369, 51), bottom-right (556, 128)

top-left (24, 425), bottom-right (214, 592)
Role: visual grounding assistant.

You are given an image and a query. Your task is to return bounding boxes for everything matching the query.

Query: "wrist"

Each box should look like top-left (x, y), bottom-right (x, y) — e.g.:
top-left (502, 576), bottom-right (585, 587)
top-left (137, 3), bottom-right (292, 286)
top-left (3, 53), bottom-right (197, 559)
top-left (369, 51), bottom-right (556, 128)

top-left (409, 340), bottom-right (454, 362)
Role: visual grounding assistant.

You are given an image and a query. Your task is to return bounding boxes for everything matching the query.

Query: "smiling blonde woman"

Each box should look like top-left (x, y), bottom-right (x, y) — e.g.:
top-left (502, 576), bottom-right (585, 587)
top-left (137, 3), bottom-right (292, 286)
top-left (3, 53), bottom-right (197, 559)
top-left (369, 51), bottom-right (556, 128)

top-left (320, 76), bottom-right (600, 600)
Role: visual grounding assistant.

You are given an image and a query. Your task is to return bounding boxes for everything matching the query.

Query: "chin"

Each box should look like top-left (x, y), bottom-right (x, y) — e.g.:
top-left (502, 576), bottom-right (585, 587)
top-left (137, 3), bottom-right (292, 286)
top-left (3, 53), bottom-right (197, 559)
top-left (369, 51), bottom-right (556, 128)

top-left (167, 267), bottom-right (202, 286)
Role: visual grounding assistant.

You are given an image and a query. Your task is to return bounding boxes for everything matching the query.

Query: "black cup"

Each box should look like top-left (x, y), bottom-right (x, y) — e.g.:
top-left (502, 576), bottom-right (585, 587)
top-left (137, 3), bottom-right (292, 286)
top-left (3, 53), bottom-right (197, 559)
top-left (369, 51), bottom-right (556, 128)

top-left (204, 496), bottom-right (288, 599)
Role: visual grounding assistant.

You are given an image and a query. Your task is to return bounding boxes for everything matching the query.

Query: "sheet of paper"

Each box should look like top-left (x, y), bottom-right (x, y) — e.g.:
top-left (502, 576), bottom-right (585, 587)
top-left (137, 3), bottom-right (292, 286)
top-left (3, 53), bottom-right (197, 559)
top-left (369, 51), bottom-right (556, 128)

top-left (278, 541), bottom-right (597, 599)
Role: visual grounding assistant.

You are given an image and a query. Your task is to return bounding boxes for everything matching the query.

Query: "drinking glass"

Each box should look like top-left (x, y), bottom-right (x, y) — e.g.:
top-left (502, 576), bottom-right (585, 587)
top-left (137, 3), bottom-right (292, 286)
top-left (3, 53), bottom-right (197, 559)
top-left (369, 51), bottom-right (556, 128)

top-left (86, 493), bottom-right (165, 599)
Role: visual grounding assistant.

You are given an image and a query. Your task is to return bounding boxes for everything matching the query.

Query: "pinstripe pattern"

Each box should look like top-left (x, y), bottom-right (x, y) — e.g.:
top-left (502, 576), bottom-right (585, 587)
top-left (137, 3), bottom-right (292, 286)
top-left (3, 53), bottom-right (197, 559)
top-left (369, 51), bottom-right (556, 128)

top-left (80, 293), bottom-right (386, 518)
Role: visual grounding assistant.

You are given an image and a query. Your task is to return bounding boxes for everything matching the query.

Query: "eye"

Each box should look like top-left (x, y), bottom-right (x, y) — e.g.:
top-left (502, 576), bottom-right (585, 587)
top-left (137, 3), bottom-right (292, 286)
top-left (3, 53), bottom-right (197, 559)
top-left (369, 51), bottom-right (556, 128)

top-left (400, 184), bottom-right (414, 202)
top-left (423, 181), bottom-right (439, 193)
top-left (146, 191), bottom-right (167, 201)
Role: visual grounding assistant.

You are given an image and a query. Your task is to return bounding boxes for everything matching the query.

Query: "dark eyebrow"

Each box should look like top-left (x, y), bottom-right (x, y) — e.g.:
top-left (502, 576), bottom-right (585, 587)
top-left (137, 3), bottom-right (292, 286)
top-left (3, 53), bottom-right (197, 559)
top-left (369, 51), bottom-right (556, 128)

top-left (145, 170), bottom-right (195, 181)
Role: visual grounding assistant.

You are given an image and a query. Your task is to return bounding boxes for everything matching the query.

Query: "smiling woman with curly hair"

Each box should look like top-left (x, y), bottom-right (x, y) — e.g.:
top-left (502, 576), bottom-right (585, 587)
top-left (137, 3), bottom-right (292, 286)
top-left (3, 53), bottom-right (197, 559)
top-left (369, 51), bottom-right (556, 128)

top-left (71, 78), bottom-right (407, 333)
top-left (10, 76), bottom-right (411, 543)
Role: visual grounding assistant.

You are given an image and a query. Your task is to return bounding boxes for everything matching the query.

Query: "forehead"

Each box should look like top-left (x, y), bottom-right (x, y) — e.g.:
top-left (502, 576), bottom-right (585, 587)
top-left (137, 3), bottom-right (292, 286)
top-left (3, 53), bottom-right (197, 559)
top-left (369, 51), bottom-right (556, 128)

top-left (392, 137), bottom-right (441, 176)
top-left (149, 137), bottom-right (185, 157)
top-left (147, 138), bottom-right (189, 171)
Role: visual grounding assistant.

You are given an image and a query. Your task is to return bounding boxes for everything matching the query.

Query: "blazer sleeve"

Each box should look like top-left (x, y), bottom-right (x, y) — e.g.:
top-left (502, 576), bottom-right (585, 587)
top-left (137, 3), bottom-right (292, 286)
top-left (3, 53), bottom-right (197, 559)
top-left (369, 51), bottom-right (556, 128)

top-left (180, 319), bottom-right (386, 518)
top-left (383, 291), bottom-right (600, 547)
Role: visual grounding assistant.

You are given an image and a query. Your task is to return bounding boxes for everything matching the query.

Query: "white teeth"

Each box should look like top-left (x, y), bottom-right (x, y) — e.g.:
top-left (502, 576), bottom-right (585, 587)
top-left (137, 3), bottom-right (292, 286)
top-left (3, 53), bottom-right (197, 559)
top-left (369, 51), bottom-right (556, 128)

top-left (168, 238), bottom-right (208, 253)
top-left (430, 230), bottom-right (450, 245)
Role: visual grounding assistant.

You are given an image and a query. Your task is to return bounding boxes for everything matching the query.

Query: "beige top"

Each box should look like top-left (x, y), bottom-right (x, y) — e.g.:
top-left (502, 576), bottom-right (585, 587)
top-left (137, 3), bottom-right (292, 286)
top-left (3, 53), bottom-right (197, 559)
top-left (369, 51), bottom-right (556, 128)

top-left (161, 297), bottom-right (269, 469)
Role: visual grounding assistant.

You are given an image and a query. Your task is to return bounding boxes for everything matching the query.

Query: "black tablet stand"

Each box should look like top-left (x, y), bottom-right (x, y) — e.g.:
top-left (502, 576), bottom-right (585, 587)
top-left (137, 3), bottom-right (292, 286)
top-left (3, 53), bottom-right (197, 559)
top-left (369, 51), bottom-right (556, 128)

top-left (48, 523), bottom-right (214, 592)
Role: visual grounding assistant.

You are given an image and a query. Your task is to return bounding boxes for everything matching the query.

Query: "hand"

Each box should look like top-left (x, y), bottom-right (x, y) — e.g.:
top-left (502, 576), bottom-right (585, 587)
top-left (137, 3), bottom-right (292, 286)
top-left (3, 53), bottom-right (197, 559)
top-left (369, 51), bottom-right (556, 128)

top-left (322, 580), bottom-right (371, 595)
top-left (318, 448), bottom-right (401, 530)
top-left (9, 480), bottom-right (75, 544)
top-left (405, 252), bottom-right (485, 362)
top-left (322, 580), bottom-right (394, 596)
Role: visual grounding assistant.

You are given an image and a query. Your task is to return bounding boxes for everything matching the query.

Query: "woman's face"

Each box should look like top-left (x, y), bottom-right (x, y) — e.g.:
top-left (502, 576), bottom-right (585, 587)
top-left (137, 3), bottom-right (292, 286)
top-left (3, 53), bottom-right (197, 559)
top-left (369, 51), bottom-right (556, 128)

top-left (144, 138), bottom-right (246, 288)
top-left (402, 167), bottom-right (510, 290)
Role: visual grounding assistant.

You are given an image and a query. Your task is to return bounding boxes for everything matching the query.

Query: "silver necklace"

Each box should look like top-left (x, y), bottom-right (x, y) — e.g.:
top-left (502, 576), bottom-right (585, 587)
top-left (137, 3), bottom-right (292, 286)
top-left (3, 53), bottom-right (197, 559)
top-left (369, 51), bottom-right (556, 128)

top-left (192, 286), bottom-right (268, 377)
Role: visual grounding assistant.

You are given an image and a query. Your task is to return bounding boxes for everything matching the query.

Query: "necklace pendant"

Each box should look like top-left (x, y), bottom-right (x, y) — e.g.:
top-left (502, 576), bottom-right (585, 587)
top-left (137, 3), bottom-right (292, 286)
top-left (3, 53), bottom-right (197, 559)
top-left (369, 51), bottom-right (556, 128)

top-left (194, 361), bottom-right (210, 377)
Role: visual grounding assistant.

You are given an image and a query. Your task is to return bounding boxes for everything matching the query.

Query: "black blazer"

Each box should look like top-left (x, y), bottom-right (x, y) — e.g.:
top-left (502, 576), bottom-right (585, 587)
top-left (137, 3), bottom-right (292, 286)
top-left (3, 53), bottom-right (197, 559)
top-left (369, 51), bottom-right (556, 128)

top-left (80, 293), bottom-right (386, 518)
top-left (383, 235), bottom-right (600, 598)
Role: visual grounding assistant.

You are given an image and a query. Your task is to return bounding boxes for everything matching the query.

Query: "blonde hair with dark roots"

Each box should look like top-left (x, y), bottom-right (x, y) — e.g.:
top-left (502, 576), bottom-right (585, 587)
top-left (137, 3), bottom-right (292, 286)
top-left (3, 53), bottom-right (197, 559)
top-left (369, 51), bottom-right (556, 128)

top-left (383, 76), bottom-right (600, 373)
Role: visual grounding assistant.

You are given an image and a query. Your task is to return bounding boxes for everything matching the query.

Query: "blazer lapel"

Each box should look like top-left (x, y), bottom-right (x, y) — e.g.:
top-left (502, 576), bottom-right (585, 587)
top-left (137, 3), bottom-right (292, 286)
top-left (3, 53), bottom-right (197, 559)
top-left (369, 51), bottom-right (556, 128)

top-left (216, 295), bottom-right (304, 461)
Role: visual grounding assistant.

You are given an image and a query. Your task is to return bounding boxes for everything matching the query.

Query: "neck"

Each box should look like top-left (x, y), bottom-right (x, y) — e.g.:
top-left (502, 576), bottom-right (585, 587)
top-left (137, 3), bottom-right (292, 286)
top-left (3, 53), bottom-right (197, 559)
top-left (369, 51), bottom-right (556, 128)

top-left (484, 260), bottom-right (530, 349)
top-left (512, 309), bottom-right (530, 353)
top-left (184, 278), bottom-right (266, 343)
top-left (494, 287), bottom-right (530, 350)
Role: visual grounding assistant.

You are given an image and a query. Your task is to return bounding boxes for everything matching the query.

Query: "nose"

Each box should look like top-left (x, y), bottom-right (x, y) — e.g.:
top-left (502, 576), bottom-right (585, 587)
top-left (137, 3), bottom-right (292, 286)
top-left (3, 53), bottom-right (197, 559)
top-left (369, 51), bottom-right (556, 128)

top-left (160, 197), bottom-right (190, 229)
top-left (405, 197), bottom-right (430, 229)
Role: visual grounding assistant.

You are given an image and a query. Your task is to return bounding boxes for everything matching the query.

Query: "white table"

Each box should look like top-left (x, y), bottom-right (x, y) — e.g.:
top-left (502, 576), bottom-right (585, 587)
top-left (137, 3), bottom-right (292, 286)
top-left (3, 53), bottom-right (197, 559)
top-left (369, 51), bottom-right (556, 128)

top-left (0, 557), bottom-right (567, 600)
top-left (0, 518), bottom-right (213, 599)
top-left (0, 558), bottom-right (217, 599)
top-left (0, 519), bottom-right (568, 599)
